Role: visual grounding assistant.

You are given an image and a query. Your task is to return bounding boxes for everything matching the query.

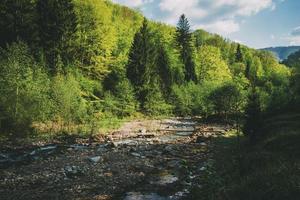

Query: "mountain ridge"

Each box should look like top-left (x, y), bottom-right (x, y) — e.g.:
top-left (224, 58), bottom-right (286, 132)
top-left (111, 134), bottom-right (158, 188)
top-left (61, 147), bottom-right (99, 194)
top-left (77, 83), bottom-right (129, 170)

top-left (260, 46), bottom-right (300, 61)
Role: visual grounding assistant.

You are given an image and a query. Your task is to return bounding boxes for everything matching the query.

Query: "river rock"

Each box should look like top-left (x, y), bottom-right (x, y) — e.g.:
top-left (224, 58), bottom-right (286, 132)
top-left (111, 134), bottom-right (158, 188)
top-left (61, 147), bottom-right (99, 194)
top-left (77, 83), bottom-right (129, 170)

top-left (152, 174), bottom-right (179, 186)
top-left (64, 165), bottom-right (85, 178)
top-left (199, 142), bottom-right (207, 146)
top-left (89, 156), bottom-right (101, 163)
top-left (124, 192), bottom-right (166, 200)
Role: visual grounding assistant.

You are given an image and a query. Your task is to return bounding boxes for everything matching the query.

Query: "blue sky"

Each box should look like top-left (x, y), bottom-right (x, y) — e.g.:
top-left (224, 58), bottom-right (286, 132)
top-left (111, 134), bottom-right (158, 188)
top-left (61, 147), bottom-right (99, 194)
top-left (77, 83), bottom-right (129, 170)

top-left (112, 0), bottom-right (300, 48)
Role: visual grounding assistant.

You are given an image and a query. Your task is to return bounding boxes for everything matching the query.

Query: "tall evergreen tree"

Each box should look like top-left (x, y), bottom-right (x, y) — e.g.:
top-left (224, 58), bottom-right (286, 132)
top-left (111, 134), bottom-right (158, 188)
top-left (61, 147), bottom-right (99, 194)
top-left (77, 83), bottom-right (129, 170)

top-left (37, 0), bottom-right (77, 73)
top-left (235, 44), bottom-right (244, 63)
top-left (0, 0), bottom-right (38, 47)
top-left (175, 14), bottom-right (197, 82)
top-left (156, 44), bottom-right (172, 96)
top-left (245, 60), bottom-right (251, 80)
top-left (126, 19), bottom-right (157, 107)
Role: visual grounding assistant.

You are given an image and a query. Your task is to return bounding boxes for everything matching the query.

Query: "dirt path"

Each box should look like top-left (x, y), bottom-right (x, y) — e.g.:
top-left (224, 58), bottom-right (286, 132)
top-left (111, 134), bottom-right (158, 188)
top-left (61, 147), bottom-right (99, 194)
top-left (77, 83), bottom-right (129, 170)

top-left (0, 118), bottom-right (232, 200)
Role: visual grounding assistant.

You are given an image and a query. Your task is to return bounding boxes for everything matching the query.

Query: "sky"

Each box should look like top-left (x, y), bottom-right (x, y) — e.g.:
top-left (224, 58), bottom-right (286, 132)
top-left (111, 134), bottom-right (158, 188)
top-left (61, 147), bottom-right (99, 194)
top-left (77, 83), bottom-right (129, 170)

top-left (112, 0), bottom-right (300, 49)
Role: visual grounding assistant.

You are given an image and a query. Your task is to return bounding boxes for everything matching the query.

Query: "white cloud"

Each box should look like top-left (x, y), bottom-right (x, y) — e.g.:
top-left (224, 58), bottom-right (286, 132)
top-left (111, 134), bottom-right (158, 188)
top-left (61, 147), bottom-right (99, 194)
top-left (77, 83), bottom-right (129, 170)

top-left (283, 26), bottom-right (300, 45)
top-left (114, 0), bottom-right (279, 36)
top-left (159, 0), bottom-right (207, 24)
top-left (211, 0), bottom-right (273, 16)
top-left (158, 0), bottom-right (275, 35)
top-left (291, 26), bottom-right (300, 36)
top-left (112, 0), bottom-right (145, 7)
top-left (197, 19), bottom-right (240, 35)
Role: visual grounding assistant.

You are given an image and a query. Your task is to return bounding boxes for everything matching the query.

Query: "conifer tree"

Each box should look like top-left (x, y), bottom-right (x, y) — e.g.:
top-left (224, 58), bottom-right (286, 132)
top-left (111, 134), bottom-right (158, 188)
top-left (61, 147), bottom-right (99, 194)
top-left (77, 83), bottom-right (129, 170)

top-left (235, 44), bottom-right (244, 63)
top-left (126, 19), bottom-right (158, 107)
top-left (175, 14), bottom-right (197, 82)
top-left (37, 0), bottom-right (77, 73)
top-left (156, 44), bottom-right (172, 95)
top-left (0, 0), bottom-right (38, 47)
top-left (245, 60), bottom-right (251, 80)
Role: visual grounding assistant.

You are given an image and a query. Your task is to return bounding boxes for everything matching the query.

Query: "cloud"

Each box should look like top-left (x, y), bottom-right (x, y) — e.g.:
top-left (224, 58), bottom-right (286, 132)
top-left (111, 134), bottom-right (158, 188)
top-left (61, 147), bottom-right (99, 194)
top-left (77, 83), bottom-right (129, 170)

top-left (291, 26), bottom-right (300, 36)
top-left (283, 26), bottom-right (300, 45)
top-left (112, 0), bottom-right (146, 7)
top-left (197, 19), bottom-right (240, 35)
top-left (285, 36), bottom-right (300, 45)
top-left (113, 0), bottom-right (279, 36)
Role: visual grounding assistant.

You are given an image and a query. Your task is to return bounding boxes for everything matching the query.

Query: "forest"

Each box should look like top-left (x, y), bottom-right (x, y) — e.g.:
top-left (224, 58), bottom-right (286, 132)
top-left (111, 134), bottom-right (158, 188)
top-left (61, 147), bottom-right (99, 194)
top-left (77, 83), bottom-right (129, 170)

top-left (0, 0), bottom-right (299, 199)
top-left (0, 0), bottom-right (296, 137)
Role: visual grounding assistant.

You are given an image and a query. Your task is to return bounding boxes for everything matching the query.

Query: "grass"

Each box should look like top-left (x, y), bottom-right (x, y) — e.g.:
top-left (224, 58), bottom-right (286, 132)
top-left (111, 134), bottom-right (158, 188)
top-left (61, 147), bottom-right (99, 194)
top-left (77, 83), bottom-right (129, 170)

top-left (0, 111), bottom-right (175, 146)
top-left (190, 112), bottom-right (300, 200)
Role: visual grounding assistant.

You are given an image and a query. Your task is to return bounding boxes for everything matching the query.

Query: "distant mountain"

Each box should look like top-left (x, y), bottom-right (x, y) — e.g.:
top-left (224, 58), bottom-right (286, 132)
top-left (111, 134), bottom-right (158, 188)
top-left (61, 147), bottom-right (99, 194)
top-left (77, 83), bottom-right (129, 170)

top-left (261, 46), bottom-right (300, 61)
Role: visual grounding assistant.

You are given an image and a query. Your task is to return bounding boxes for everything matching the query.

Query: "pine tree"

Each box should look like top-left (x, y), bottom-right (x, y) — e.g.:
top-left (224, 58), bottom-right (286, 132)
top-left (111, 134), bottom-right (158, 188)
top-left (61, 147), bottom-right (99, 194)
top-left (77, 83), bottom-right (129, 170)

top-left (175, 14), bottom-right (197, 82)
top-left (126, 19), bottom-right (158, 107)
top-left (245, 60), bottom-right (251, 80)
top-left (0, 0), bottom-right (38, 47)
top-left (235, 44), bottom-right (244, 63)
top-left (156, 44), bottom-right (172, 96)
top-left (37, 0), bottom-right (77, 73)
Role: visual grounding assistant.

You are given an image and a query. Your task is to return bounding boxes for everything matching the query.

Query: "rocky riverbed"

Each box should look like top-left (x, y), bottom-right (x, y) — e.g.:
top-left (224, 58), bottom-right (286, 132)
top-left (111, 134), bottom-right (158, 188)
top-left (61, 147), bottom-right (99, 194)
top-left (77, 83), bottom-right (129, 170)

top-left (0, 118), bottom-right (232, 200)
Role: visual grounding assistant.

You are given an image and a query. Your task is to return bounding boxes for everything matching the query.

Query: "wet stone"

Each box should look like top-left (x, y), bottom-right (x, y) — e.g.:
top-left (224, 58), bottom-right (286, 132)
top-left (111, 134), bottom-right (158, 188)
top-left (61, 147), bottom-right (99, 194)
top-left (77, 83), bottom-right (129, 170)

top-left (199, 142), bottom-right (207, 146)
top-left (88, 156), bottom-right (101, 163)
top-left (69, 144), bottom-right (88, 151)
top-left (124, 192), bottom-right (167, 200)
top-left (175, 132), bottom-right (193, 136)
top-left (64, 165), bottom-right (85, 178)
top-left (152, 174), bottom-right (179, 186)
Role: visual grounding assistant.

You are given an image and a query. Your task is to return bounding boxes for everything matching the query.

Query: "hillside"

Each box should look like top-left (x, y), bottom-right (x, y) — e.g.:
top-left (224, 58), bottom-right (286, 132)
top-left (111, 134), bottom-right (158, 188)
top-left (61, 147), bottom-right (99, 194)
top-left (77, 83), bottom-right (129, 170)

top-left (261, 46), bottom-right (300, 61)
top-left (0, 0), bottom-right (291, 138)
top-left (0, 1), bottom-right (299, 199)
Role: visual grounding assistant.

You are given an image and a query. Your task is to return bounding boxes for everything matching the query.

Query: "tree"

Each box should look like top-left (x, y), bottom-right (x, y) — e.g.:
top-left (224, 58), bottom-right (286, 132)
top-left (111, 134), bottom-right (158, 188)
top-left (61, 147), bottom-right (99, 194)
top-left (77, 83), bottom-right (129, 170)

top-left (282, 49), bottom-right (300, 69)
top-left (195, 45), bottom-right (232, 84)
top-left (235, 44), bottom-right (244, 63)
top-left (0, 0), bottom-right (38, 47)
top-left (209, 82), bottom-right (244, 118)
top-left (175, 14), bottom-right (197, 82)
top-left (37, 0), bottom-right (77, 73)
top-left (243, 88), bottom-right (262, 143)
top-left (0, 42), bottom-right (51, 135)
top-left (126, 18), bottom-right (158, 107)
top-left (50, 73), bottom-right (87, 129)
top-left (143, 80), bottom-right (172, 116)
top-left (156, 43), bottom-right (172, 96)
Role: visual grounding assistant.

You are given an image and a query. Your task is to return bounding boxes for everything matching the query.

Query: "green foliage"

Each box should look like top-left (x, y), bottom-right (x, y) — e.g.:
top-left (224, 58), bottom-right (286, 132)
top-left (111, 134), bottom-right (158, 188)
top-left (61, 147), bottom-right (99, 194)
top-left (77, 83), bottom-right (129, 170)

top-left (209, 82), bottom-right (245, 117)
top-left (195, 45), bottom-right (232, 83)
top-left (156, 43), bottom-right (172, 96)
top-left (126, 19), bottom-right (157, 106)
top-left (50, 73), bottom-right (87, 124)
top-left (0, 0), bottom-right (294, 141)
top-left (176, 14), bottom-right (197, 82)
top-left (172, 82), bottom-right (215, 116)
top-left (37, 0), bottom-right (77, 72)
top-left (282, 49), bottom-right (300, 69)
top-left (0, 42), bottom-right (51, 135)
top-left (0, 0), bottom-right (38, 47)
top-left (143, 81), bottom-right (173, 116)
top-left (235, 44), bottom-right (244, 62)
top-left (243, 88), bottom-right (262, 142)
top-left (112, 79), bottom-right (138, 117)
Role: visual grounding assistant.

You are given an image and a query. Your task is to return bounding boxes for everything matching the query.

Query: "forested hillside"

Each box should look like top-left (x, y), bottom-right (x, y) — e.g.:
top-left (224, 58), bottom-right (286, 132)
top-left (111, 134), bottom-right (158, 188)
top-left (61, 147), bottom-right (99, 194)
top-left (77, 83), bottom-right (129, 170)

top-left (0, 0), bottom-right (296, 139)
top-left (1, 1), bottom-right (300, 199)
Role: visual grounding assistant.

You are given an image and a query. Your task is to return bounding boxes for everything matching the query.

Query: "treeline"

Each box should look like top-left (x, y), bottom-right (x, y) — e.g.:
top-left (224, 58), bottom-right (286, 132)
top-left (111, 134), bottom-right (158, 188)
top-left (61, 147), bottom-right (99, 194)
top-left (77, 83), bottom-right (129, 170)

top-left (0, 0), bottom-right (295, 138)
